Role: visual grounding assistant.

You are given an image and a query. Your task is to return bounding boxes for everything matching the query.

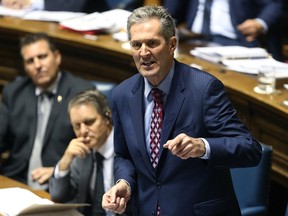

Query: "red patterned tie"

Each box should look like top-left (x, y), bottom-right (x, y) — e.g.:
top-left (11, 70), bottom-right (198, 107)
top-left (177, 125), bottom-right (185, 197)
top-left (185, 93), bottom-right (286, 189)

top-left (150, 88), bottom-right (163, 168)
top-left (150, 88), bottom-right (163, 216)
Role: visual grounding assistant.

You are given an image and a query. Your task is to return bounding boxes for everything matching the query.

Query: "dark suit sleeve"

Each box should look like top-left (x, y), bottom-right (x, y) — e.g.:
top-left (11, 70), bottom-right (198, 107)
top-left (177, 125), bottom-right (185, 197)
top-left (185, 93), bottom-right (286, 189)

top-left (49, 162), bottom-right (79, 203)
top-left (201, 78), bottom-right (262, 168)
top-left (44, 0), bottom-right (111, 13)
top-left (44, 0), bottom-right (89, 12)
top-left (112, 89), bottom-right (137, 193)
top-left (163, 0), bottom-right (191, 24)
top-left (0, 85), bottom-right (10, 152)
top-left (255, 0), bottom-right (283, 27)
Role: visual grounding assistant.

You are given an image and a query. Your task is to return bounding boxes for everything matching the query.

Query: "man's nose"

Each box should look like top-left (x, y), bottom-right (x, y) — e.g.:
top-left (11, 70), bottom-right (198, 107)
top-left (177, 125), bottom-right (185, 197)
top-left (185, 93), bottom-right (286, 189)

top-left (79, 124), bottom-right (89, 135)
top-left (140, 44), bottom-right (150, 56)
top-left (32, 58), bottom-right (41, 68)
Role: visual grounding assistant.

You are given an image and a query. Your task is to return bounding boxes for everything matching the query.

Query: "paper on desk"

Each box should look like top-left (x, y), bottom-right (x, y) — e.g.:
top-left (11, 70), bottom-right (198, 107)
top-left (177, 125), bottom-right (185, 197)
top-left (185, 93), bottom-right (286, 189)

top-left (0, 187), bottom-right (87, 216)
top-left (22, 11), bottom-right (85, 22)
top-left (0, 187), bottom-right (52, 215)
top-left (59, 9), bottom-right (131, 33)
top-left (222, 58), bottom-right (288, 78)
top-left (190, 46), bottom-right (269, 63)
top-left (0, 6), bottom-right (27, 17)
top-left (0, 6), bottom-right (85, 22)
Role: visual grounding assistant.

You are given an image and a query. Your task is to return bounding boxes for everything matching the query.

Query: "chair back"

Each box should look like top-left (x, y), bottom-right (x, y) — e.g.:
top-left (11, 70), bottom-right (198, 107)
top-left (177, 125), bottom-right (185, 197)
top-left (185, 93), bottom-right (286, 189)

top-left (231, 143), bottom-right (273, 216)
top-left (92, 81), bottom-right (116, 106)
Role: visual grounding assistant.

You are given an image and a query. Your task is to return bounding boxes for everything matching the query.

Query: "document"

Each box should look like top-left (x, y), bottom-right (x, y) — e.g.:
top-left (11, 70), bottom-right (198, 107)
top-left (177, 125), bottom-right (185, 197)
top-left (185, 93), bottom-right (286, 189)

top-left (0, 187), bottom-right (88, 216)
top-left (0, 5), bottom-right (27, 17)
top-left (59, 9), bottom-right (131, 34)
top-left (221, 58), bottom-right (288, 78)
top-left (190, 46), bottom-right (269, 63)
top-left (190, 45), bottom-right (288, 78)
top-left (0, 6), bottom-right (85, 22)
top-left (22, 11), bottom-right (85, 22)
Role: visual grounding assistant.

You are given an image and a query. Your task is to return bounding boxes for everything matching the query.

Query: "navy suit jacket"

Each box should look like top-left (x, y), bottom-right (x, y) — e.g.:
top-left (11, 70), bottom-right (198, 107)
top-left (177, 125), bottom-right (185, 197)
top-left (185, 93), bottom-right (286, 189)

top-left (164, 0), bottom-right (284, 60)
top-left (0, 72), bottom-right (93, 184)
top-left (112, 60), bottom-right (262, 215)
top-left (44, 0), bottom-right (143, 13)
top-left (44, 0), bottom-right (109, 13)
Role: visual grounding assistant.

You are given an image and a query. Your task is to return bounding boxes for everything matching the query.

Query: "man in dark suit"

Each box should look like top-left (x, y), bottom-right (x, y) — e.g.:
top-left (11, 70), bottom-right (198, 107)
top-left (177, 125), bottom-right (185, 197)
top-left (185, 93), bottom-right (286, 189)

top-left (164, 0), bottom-right (284, 61)
top-left (102, 6), bottom-right (262, 215)
top-left (0, 32), bottom-right (93, 190)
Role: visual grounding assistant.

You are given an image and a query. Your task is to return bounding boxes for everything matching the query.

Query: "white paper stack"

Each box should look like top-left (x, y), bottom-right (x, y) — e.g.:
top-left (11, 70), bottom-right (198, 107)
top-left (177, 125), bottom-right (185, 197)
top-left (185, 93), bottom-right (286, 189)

top-left (190, 46), bottom-right (288, 77)
top-left (0, 187), bottom-right (88, 216)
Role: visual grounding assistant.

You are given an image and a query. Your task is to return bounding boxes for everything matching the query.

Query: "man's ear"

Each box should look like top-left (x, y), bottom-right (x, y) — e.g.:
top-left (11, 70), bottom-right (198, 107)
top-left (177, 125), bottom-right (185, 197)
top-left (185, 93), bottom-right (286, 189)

top-left (170, 36), bottom-right (177, 51)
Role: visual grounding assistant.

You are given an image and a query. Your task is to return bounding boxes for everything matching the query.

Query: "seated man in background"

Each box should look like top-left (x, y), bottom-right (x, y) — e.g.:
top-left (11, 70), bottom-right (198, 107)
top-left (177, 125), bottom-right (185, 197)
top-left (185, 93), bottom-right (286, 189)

top-left (0, 32), bottom-right (94, 190)
top-left (164, 0), bottom-right (285, 61)
top-left (49, 89), bottom-right (130, 216)
top-left (0, 0), bottom-right (143, 12)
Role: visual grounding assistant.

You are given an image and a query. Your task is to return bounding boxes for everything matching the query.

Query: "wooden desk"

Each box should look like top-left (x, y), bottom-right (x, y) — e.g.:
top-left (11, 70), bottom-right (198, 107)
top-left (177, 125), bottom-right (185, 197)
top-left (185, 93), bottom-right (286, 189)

top-left (0, 175), bottom-right (51, 200)
top-left (0, 16), bottom-right (287, 189)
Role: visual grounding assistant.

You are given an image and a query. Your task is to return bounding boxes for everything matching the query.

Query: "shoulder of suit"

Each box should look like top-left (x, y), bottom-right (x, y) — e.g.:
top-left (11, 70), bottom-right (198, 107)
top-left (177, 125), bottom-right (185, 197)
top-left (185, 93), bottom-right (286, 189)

top-left (3, 76), bottom-right (32, 92)
top-left (61, 71), bottom-right (94, 86)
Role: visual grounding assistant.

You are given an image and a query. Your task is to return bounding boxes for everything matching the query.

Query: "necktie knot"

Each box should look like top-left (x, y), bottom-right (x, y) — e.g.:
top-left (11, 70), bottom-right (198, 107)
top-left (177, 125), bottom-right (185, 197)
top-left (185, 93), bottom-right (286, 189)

top-left (151, 88), bottom-right (163, 102)
top-left (95, 152), bottom-right (104, 164)
top-left (40, 91), bottom-right (54, 100)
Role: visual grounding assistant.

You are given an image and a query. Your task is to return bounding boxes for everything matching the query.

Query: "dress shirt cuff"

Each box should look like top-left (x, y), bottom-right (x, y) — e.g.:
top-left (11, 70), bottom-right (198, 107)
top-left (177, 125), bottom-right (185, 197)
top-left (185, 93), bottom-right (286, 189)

top-left (30, 0), bottom-right (44, 10)
top-left (200, 138), bottom-right (211, 159)
top-left (255, 18), bottom-right (268, 33)
top-left (54, 162), bottom-right (70, 178)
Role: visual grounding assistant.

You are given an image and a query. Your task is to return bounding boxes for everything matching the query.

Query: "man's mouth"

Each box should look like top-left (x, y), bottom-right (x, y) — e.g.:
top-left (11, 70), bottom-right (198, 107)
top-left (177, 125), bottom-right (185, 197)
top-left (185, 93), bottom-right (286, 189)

top-left (142, 61), bottom-right (155, 67)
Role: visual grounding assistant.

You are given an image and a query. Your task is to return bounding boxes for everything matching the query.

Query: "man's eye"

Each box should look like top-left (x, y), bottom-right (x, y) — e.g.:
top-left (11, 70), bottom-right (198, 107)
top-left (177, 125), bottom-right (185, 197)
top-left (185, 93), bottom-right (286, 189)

top-left (131, 42), bottom-right (141, 50)
top-left (84, 119), bottom-right (96, 126)
top-left (25, 59), bottom-right (34, 64)
top-left (73, 124), bottom-right (80, 131)
top-left (147, 40), bottom-right (158, 48)
top-left (38, 54), bottom-right (48, 59)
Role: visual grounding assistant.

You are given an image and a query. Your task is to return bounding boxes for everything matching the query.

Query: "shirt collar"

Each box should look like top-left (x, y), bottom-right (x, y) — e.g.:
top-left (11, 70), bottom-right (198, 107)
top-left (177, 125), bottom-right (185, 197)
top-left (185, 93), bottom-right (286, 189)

top-left (144, 61), bottom-right (175, 100)
top-left (94, 127), bottom-right (114, 160)
top-left (35, 72), bottom-right (62, 96)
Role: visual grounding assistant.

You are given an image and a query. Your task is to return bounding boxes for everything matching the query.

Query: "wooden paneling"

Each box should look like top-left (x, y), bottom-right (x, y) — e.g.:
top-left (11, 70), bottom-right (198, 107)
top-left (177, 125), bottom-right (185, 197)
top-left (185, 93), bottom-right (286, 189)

top-left (144, 0), bottom-right (162, 5)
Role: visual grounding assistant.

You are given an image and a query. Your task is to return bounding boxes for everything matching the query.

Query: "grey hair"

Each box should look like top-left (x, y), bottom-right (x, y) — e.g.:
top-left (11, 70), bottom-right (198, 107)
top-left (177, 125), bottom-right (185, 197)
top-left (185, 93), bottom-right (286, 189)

top-left (127, 5), bottom-right (176, 42)
top-left (68, 88), bottom-right (112, 124)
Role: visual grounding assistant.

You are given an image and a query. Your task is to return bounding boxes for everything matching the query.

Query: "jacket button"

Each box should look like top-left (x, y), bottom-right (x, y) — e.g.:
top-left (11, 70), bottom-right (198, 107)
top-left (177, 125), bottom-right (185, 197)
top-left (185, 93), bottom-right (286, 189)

top-left (156, 182), bottom-right (161, 189)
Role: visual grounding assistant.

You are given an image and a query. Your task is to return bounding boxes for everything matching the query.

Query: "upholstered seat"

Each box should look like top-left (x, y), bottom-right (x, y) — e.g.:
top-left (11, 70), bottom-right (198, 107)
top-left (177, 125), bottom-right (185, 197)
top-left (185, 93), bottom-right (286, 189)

top-left (231, 143), bottom-right (273, 216)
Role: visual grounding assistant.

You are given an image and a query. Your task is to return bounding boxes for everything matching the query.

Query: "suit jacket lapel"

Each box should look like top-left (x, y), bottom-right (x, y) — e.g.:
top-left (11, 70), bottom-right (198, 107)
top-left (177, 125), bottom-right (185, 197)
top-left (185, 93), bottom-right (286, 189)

top-left (43, 73), bottom-right (68, 144)
top-left (159, 62), bottom-right (185, 163)
top-left (129, 77), bottom-right (156, 175)
top-left (26, 84), bottom-right (38, 152)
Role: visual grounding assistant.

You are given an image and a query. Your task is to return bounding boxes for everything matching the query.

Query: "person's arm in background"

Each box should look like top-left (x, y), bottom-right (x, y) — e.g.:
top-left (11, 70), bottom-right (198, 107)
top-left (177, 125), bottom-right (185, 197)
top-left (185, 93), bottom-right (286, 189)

top-left (108, 0), bottom-right (143, 11)
top-left (1, 0), bottom-right (43, 10)
top-left (163, 0), bottom-right (204, 41)
top-left (1, 0), bottom-right (90, 12)
top-left (0, 85), bottom-right (10, 167)
top-left (237, 0), bottom-right (283, 42)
